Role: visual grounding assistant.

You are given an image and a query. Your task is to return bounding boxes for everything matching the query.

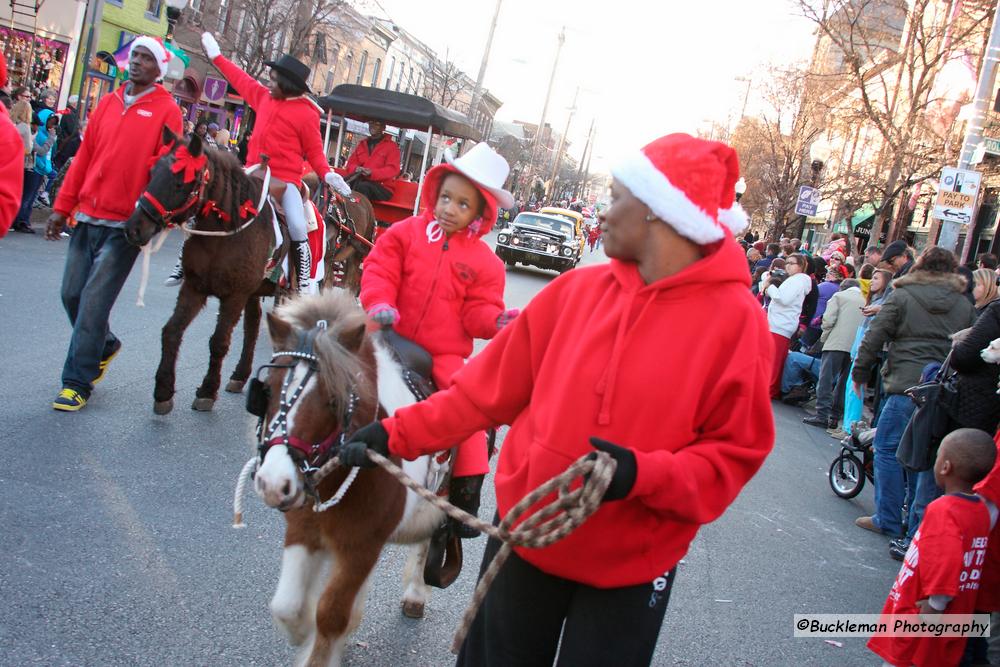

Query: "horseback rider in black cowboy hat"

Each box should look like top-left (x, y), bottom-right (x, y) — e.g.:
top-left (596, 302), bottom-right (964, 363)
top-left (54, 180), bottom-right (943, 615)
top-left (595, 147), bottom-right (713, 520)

top-left (199, 33), bottom-right (350, 294)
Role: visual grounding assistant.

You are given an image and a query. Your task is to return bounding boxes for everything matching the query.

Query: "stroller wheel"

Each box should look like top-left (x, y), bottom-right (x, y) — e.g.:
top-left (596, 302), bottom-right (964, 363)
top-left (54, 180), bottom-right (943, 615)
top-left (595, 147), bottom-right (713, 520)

top-left (829, 453), bottom-right (865, 499)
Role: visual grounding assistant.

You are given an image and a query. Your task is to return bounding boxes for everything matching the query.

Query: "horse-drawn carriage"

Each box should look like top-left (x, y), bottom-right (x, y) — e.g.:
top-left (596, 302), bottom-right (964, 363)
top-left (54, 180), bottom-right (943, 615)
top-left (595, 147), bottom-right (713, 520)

top-left (317, 84), bottom-right (481, 237)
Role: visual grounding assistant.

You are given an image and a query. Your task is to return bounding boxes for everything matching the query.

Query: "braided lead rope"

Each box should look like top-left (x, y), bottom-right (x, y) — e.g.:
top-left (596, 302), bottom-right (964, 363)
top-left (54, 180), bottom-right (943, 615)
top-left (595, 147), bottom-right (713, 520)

top-left (135, 228), bottom-right (173, 307)
top-left (312, 466), bottom-right (361, 512)
top-left (232, 456), bottom-right (259, 528)
top-left (362, 449), bottom-right (615, 654)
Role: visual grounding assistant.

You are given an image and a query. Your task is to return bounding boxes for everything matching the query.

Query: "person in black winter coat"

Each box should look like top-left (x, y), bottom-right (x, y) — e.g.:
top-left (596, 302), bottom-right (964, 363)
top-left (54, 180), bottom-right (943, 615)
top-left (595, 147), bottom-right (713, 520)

top-left (950, 299), bottom-right (1000, 433)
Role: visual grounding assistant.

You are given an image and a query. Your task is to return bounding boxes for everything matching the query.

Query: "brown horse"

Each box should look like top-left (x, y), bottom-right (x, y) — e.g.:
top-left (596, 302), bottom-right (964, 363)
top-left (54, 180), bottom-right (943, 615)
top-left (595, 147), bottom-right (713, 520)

top-left (253, 290), bottom-right (447, 666)
top-left (123, 128), bottom-right (374, 415)
top-left (305, 177), bottom-right (376, 295)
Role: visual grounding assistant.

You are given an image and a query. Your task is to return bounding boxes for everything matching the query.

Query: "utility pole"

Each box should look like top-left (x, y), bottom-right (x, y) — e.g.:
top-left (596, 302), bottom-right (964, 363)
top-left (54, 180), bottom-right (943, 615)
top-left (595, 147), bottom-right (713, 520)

top-left (581, 127), bottom-right (596, 200)
top-left (525, 27), bottom-right (565, 201)
top-left (548, 85), bottom-right (579, 200)
top-left (941, 0), bottom-right (1000, 256)
top-left (573, 118), bottom-right (595, 199)
top-left (468, 0), bottom-right (503, 139)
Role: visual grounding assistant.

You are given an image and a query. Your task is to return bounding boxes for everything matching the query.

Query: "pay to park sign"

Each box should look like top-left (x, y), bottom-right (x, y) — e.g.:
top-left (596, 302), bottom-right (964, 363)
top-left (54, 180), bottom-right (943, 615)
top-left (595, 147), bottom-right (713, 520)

top-left (932, 167), bottom-right (982, 226)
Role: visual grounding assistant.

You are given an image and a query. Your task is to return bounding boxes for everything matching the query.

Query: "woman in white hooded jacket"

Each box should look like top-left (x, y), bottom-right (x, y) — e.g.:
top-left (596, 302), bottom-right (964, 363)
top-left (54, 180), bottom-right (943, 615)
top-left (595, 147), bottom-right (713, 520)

top-left (764, 252), bottom-right (813, 397)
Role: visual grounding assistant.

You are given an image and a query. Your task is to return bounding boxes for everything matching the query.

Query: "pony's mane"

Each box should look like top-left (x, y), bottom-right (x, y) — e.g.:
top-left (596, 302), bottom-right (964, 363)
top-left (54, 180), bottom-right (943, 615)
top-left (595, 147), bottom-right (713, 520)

top-left (274, 290), bottom-right (373, 407)
top-left (201, 146), bottom-right (256, 226)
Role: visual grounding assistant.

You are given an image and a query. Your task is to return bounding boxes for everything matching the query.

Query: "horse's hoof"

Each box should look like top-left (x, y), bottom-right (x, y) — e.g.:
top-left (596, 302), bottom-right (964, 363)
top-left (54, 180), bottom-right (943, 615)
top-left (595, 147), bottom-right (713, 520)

top-left (401, 600), bottom-right (425, 619)
top-left (192, 397), bottom-right (215, 411)
top-left (225, 379), bottom-right (245, 393)
top-left (153, 399), bottom-right (174, 415)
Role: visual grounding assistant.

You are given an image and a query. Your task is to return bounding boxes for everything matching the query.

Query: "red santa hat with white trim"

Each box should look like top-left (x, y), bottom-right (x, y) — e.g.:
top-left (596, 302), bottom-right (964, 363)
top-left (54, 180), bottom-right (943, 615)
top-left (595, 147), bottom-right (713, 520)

top-left (129, 35), bottom-right (172, 81)
top-left (610, 133), bottom-right (748, 245)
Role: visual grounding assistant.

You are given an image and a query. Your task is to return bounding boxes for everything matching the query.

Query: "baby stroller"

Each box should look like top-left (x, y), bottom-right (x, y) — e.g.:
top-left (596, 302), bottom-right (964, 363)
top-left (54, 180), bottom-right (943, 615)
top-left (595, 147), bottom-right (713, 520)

top-left (828, 421), bottom-right (876, 499)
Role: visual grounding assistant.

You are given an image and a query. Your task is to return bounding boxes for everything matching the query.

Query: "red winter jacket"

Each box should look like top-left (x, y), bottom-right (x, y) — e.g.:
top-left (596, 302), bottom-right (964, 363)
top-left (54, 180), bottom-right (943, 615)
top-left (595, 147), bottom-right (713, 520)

top-left (53, 85), bottom-right (182, 220)
top-left (211, 56), bottom-right (330, 187)
top-left (0, 104), bottom-right (22, 236)
top-left (383, 235), bottom-right (775, 587)
top-left (345, 135), bottom-right (401, 188)
top-left (360, 165), bottom-right (506, 358)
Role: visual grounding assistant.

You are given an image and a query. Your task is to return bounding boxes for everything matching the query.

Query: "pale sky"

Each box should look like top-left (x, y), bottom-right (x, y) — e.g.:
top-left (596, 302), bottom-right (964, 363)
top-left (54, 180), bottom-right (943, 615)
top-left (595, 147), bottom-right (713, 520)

top-left (369, 0), bottom-right (819, 171)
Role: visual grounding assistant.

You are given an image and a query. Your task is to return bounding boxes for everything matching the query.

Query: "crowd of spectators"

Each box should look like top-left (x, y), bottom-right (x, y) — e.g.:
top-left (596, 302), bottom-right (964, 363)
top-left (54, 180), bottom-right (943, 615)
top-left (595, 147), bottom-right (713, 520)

top-left (742, 233), bottom-right (1000, 553)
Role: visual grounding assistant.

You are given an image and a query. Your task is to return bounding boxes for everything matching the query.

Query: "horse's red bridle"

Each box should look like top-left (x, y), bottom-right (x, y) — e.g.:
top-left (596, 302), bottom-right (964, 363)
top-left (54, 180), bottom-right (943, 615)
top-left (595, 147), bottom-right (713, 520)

top-left (138, 167), bottom-right (209, 227)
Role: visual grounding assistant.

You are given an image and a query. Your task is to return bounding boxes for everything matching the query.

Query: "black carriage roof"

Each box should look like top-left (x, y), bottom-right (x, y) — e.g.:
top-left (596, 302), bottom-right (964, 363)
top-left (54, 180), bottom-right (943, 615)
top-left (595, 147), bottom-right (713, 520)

top-left (317, 85), bottom-right (480, 140)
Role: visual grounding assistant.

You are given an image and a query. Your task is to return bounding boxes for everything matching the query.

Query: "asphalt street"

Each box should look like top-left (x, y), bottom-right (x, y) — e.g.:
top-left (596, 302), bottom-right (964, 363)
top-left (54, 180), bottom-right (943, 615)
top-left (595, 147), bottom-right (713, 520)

top-left (0, 224), bottom-right (902, 666)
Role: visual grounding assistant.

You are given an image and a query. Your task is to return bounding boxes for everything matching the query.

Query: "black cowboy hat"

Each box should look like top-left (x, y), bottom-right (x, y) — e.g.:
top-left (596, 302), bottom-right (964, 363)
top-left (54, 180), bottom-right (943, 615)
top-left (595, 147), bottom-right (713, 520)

top-left (264, 54), bottom-right (311, 93)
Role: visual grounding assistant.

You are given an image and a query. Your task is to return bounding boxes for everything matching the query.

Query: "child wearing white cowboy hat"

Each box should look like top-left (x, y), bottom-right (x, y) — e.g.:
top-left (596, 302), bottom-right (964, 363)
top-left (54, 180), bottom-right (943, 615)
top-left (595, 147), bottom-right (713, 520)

top-left (358, 142), bottom-right (519, 537)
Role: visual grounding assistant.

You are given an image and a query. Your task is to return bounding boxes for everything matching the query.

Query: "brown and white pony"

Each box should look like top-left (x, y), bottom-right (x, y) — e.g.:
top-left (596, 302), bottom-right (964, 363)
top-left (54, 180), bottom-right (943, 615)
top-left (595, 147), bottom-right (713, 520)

top-left (253, 289), bottom-right (446, 666)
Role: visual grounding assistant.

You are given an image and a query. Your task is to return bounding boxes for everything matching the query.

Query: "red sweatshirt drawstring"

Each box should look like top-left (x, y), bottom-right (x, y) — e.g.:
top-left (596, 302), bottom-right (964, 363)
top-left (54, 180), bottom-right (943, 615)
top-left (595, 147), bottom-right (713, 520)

top-left (596, 291), bottom-right (657, 425)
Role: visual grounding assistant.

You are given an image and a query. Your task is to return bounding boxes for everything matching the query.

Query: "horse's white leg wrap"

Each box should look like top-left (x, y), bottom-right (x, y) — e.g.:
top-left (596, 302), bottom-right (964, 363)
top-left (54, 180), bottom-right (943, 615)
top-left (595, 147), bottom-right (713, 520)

top-left (271, 544), bottom-right (322, 646)
top-left (401, 542), bottom-right (431, 613)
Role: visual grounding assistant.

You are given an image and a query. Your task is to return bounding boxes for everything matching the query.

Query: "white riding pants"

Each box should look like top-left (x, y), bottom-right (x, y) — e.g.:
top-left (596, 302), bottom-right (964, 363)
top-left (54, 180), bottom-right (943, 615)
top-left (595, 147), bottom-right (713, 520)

top-left (277, 179), bottom-right (308, 242)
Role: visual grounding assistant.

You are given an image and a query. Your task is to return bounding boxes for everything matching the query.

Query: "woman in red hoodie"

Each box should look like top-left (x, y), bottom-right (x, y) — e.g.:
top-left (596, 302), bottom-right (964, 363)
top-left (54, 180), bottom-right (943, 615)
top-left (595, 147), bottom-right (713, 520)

top-left (199, 33), bottom-right (347, 293)
top-left (342, 134), bottom-right (775, 666)
top-left (359, 142), bottom-right (519, 537)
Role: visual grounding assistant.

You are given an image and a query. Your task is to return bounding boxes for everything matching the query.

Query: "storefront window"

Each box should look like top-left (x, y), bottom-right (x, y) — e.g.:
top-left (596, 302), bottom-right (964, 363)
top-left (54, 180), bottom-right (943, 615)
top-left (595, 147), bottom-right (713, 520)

top-left (0, 27), bottom-right (69, 98)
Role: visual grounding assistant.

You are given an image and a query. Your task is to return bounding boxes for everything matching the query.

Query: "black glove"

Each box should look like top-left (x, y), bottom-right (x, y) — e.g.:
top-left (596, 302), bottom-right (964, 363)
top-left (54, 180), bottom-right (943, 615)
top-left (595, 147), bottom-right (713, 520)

top-left (338, 421), bottom-right (390, 468)
top-left (588, 437), bottom-right (637, 502)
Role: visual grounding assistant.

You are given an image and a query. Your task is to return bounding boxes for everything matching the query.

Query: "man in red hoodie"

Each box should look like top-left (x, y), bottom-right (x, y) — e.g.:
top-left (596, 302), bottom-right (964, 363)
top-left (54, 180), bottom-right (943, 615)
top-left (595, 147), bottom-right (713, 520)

top-left (0, 51), bottom-right (22, 236)
top-left (44, 36), bottom-right (183, 411)
top-left (343, 119), bottom-right (401, 201)
top-left (340, 133), bottom-right (775, 665)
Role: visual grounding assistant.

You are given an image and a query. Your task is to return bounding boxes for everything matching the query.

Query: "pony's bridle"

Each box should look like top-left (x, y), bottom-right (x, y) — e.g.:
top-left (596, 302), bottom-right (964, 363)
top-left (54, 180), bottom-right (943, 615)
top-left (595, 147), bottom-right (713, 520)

top-left (137, 163), bottom-right (209, 230)
top-left (248, 320), bottom-right (359, 486)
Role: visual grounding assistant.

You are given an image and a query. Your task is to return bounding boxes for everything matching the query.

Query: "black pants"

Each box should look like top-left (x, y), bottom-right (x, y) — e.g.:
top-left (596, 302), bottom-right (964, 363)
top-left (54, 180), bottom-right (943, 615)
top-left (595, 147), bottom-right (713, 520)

top-left (351, 179), bottom-right (392, 201)
top-left (456, 523), bottom-right (676, 667)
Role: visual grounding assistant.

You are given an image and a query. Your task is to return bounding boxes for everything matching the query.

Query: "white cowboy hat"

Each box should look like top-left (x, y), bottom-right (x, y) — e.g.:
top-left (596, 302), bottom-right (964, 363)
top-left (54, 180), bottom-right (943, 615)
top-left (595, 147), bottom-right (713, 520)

top-left (445, 143), bottom-right (515, 209)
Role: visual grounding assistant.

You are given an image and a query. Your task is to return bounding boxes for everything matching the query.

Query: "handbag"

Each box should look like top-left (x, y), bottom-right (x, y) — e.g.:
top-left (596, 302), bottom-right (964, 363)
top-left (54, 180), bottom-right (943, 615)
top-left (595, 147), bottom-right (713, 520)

top-left (897, 353), bottom-right (958, 472)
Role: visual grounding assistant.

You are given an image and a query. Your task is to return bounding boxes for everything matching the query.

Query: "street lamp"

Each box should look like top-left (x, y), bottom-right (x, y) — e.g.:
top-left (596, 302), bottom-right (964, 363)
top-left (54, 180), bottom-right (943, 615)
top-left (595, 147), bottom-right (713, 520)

top-left (803, 138), bottom-right (831, 244)
top-left (734, 177), bottom-right (747, 203)
top-left (166, 0), bottom-right (187, 42)
top-left (809, 138), bottom-right (831, 186)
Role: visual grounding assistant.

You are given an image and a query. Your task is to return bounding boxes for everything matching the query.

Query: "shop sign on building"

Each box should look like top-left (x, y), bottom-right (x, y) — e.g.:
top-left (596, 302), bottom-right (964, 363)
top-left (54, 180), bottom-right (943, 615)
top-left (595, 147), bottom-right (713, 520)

top-left (203, 76), bottom-right (227, 102)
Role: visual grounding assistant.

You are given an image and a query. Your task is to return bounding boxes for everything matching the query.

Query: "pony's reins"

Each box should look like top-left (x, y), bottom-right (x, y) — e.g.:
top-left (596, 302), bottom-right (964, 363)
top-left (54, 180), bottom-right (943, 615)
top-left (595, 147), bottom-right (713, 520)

top-left (180, 164), bottom-right (273, 237)
top-left (133, 163), bottom-right (274, 306)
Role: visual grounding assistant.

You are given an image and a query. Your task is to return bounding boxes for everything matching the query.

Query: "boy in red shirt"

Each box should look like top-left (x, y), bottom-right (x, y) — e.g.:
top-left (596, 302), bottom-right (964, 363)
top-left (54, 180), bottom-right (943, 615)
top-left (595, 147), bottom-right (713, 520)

top-left (868, 428), bottom-right (996, 667)
top-left (359, 142), bottom-right (518, 537)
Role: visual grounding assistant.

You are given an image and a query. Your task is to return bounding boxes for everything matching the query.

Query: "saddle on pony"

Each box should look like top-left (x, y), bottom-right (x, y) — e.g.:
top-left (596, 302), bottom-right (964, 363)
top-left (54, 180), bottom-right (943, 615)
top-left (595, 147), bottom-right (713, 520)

top-left (378, 329), bottom-right (462, 588)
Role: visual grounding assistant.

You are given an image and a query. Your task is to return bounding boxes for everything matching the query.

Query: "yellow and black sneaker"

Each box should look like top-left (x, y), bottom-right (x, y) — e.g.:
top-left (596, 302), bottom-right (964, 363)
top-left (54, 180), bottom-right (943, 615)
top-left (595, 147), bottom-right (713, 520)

top-left (93, 340), bottom-right (122, 385)
top-left (53, 388), bottom-right (88, 412)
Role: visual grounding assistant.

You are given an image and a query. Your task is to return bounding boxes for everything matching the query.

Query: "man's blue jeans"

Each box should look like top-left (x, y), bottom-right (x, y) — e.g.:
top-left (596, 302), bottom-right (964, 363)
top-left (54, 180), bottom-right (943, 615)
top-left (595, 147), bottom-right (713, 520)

top-left (60, 223), bottom-right (140, 395)
top-left (16, 170), bottom-right (43, 225)
top-left (871, 393), bottom-right (917, 537)
top-left (906, 470), bottom-right (943, 540)
top-left (781, 351), bottom-right (820, 394)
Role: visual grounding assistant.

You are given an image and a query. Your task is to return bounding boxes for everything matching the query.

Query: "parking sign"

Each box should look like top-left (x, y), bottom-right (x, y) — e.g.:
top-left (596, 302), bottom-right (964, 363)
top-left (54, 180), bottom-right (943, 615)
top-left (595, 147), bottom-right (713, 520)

top-left (932, 167), bottom-right (981, 225)
top-left (795, 185), bottom-right (820, 217)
